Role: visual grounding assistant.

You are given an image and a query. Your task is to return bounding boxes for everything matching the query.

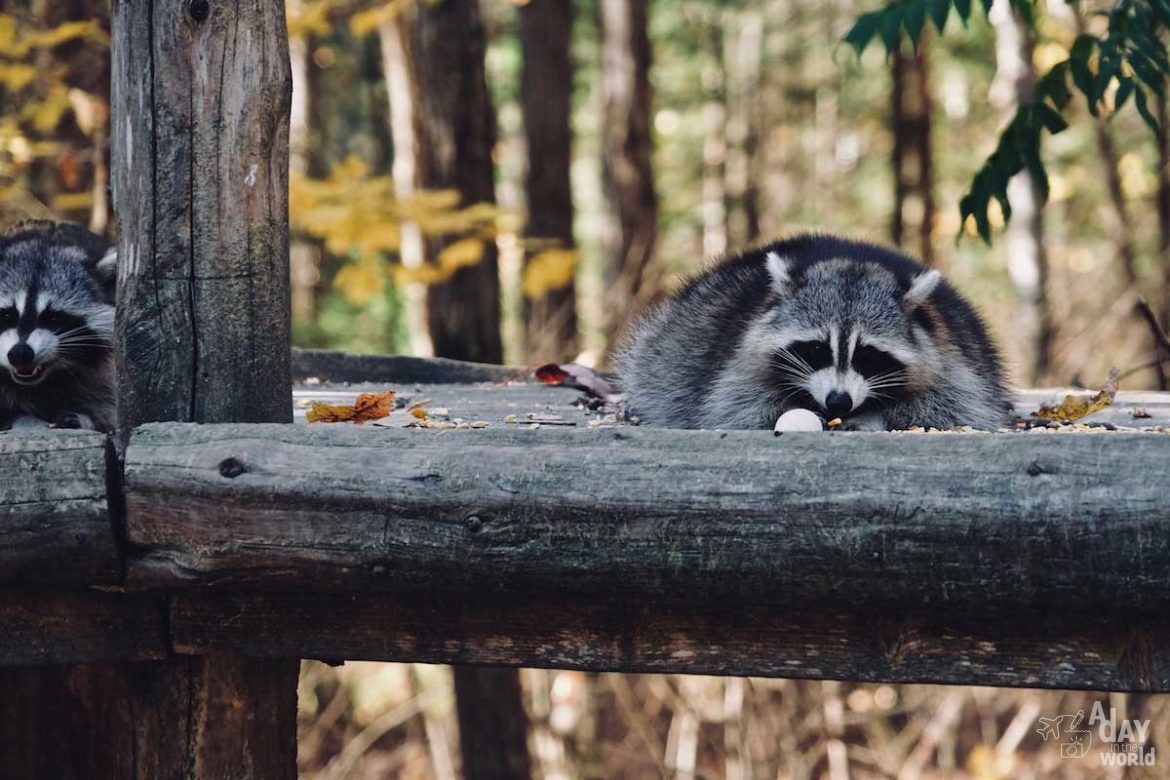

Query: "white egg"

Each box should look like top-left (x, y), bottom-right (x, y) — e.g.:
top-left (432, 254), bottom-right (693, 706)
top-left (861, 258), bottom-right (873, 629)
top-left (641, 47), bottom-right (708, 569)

top-left (773, 409), bottom-right (824, 432)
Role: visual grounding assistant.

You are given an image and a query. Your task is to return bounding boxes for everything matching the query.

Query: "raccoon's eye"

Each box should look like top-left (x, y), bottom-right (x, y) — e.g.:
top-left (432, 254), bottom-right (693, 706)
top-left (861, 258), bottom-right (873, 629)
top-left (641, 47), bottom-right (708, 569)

top-left (0, 308), bottom-right (15, 329)
top-left (39, 309), bottom-right (74, 331)
top-left (787, 340), bottom-right (833, 370)
top-left (853, 344), bottom-right (904, 378)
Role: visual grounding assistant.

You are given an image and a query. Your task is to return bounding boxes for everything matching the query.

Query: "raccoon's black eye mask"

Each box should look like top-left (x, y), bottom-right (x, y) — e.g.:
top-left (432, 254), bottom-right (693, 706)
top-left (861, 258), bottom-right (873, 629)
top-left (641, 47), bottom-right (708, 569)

top-left (786, 340), bottom-right (832, 371)
top-left (0, 307), bottom-right (15, 329)
top-left (40, 308), bottom-right (85, 333)
top-left (852, 344), bottom-right (905, 378)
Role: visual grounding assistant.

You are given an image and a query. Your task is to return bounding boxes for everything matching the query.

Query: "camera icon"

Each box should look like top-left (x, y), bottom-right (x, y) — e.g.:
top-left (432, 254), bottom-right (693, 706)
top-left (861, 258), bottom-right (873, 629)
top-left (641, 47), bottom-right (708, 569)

top-left (1061, 739), bottom-right (1089, 759)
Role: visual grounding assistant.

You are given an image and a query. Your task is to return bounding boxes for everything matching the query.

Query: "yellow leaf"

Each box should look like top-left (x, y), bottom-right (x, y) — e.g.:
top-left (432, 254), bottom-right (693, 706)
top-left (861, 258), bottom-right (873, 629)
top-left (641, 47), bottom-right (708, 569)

top-left (522, 248), bottom-right (577, 299)
top-left (307, 390), bottom-right (396, 424)
top-left (350, 2), bottom-right (403, 37)
top-left (0, 63), bottom-right (36, 92)
top-left (436, 238), bottom-right (484, 271)
top-left (1032, 368), bottom-right (1120, 422)
top-left (333, 260), bottom-right (384, 305)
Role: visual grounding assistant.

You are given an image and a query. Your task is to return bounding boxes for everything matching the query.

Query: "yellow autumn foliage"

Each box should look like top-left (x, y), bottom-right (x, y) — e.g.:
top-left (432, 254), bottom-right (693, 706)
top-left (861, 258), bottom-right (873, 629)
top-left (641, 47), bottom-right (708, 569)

top-left (350, 2), bottom-right (406, 37)
top-left (522, 248), bottom-right (578, 299)
top-left (0, 14), bottom-right (108, 222)
top-left (290, 155), bottom-right (505, 300)
top-left (333, 257), bottom-right (387, 305)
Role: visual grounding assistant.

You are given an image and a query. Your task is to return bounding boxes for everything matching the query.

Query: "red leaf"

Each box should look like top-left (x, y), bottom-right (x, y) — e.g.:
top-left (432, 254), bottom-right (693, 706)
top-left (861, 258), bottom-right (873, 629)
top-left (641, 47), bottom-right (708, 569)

top-left (534, 363), bottom-right (570, 385)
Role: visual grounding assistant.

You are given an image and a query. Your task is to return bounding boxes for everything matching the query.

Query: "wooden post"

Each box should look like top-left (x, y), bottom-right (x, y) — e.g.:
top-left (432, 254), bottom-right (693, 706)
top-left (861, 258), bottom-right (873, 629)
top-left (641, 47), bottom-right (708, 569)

top-left (113, 0), bottom-right (293, 431)
top-left (39, 0), bottom-right (301, 776)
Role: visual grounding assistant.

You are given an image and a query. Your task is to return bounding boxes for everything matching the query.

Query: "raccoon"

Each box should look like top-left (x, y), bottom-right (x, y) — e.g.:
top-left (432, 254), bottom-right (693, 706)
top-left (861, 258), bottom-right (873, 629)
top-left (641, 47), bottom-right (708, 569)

top-left (0, 221), bottom-right (117, 433)
top-left (616, 234), bottom-right (1012, 431)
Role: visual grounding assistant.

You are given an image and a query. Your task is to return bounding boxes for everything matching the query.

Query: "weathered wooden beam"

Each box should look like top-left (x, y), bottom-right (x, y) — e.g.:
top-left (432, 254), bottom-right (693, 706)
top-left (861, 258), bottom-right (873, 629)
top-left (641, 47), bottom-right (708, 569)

top-left (171, 590), bottom-right (1170, 693)
top-left (0, 431), bottom-right (120, 585)
top-left (0, 590), bottom-right (168, 666)
top-left (124, 423), bottom-right (1170, 616)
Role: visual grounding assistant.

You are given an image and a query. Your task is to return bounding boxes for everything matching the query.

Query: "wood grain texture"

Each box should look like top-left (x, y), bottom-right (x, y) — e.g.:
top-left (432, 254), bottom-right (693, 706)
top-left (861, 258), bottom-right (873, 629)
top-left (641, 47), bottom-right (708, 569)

top-left (0, 430), bottom-right (119, 585)
top-left (0, 655), bottom-right (296, 780)
top-left (112, 0), bottom-right (293, 432)
top-left (106, 1), bottom-right (299, 777)
top-left (123, 422), bottom-right (1170, 616)
top-left (0, 590), bottom-right (167, 666)
top-left (171, 591), bottom-right (1170, 692)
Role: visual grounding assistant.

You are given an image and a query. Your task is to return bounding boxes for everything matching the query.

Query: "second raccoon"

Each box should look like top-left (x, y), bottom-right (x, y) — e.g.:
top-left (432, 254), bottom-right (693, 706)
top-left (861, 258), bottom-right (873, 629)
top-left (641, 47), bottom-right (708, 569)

top-left (616, 234), bottom-right (1012, 431)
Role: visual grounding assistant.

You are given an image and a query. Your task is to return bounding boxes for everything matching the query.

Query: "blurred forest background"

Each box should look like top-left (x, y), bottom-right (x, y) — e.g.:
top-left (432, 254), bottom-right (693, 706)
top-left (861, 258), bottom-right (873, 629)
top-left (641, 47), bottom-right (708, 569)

top-left (3, 0), bottom-right (1170, 777)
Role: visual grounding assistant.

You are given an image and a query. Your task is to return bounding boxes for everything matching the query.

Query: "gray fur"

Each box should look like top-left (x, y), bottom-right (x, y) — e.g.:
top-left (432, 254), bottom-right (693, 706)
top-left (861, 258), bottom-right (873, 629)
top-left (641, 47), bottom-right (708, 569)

top-left (616, 234), bottom-right (1012, 431)
top-left (0, 221), bottom-right (116, 433)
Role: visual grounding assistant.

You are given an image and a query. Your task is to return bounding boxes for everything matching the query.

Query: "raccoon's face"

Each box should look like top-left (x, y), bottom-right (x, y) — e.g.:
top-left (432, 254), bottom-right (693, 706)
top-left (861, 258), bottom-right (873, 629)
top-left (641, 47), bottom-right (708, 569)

top-left (764, 253), bottom-right (940, 420)
top-left (0, 236), bottom-right (115, 387)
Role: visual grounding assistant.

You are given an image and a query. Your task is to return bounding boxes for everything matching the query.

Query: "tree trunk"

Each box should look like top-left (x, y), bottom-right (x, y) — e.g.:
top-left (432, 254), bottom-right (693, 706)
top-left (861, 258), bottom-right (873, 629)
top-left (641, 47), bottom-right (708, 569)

top-left (289, 20), bottom-right (320, 332)
top-left (723, 10), bottom-right (764, 249)
top-left (599, 0), bottom-right (658, 350)
top-left (407, 0), bottom-right (503, 363)
top-left (890, 39), bottom-right (935, 265)
top-left (701, 14), bottom-right (728, 259)
top-left (399, 4), bottom-right (529, 775)
top-left (1160, 91), bottom-right (1170, 332)
top-left (989, 0), bottom-right (1053, 384)
top-left (519, 0), bottom-right (578, 362)
top-left (1154, 92), bottom-right (1170, 390)
top-left (378, 12), bottom-right (434, 356)
top-left (453, 666), bottom-right (533, 780)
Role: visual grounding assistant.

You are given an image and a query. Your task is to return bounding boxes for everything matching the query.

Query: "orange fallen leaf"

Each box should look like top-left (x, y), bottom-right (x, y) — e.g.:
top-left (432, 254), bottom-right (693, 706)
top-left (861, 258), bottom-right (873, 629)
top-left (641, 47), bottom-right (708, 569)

top-left (1032, 368), bottom-right (1119, 423)
top-left (411, 406), bottom-right (428, 419)
top-left (307, 390), bottom-right (396, 424)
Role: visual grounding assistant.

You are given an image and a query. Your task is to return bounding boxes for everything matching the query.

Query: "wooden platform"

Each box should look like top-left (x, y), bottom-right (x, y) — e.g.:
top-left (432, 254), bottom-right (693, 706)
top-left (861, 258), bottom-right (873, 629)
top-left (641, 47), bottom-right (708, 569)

top-left (3, 352), bottom-right (1170, 692)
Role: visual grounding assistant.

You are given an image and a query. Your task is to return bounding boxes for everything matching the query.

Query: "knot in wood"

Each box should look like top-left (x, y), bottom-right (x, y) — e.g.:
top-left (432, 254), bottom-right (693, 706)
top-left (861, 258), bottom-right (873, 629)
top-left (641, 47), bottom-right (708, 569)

top-left (218, 457), bottom-right (247, 479)
top-left (1026, 461), bottom-right (1045, 477)
top-left (187, 0), bottom-right (211, 23)
top-left (464, 515), bottom-right (483, 533)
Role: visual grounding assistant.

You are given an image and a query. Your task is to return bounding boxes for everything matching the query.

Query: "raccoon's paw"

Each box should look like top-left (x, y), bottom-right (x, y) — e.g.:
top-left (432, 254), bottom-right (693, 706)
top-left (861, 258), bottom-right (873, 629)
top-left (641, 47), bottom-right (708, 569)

top-left (52, 412), bottom-right (96, 431)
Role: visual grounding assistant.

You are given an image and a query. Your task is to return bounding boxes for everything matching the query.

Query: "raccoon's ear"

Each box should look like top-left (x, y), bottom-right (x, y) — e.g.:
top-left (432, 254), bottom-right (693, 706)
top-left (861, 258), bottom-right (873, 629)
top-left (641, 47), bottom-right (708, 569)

top-left (903, 269), bottom-right (940, 309)
top-left (765, 251), bottom-right (794, 295)
top-left (94, 247), bottom-right (117, 299)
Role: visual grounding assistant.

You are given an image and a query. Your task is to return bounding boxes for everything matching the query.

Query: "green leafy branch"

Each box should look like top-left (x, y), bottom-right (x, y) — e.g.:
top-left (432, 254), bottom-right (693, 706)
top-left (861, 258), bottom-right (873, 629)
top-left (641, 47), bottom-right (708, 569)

top-left (843, 0), bottom-right (1170, 241)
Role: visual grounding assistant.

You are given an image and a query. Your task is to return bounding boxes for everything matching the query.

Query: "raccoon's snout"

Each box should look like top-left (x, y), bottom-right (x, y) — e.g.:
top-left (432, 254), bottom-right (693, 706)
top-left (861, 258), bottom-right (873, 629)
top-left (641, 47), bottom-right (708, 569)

top-left (824, 390), bottom-right (853, 418)
top-left (7, 343), bottom-right (43, 383)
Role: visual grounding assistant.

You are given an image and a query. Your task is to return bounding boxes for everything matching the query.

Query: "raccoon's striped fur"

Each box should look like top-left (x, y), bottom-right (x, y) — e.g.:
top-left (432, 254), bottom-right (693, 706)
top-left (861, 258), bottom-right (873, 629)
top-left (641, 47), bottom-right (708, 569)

top-left (616, 234), bottom-right (1012, 431)
top-left (0, 221), bottom-right (116, 432)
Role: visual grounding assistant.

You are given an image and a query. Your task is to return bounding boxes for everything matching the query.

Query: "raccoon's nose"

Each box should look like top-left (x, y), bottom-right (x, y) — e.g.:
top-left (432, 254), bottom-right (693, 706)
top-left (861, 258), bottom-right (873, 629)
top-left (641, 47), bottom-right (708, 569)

top-left (824, 390), bottom-right (853, 418)
top-left (7, 343), bottom-right (35, 370)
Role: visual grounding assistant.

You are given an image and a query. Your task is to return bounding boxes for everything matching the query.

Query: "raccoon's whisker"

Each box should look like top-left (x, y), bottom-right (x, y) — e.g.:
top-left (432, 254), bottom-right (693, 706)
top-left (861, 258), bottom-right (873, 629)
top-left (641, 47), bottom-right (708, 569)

top-left (55, 339), bottom-right (112, 348)
top-left (770, 352), bottom-right (813, 379)
top-left (774, 347), bottom-right (814, 373)
top-left (866, 372), bottom-right (908, 390)
top-left (867, 380), bottom-right (907, 391)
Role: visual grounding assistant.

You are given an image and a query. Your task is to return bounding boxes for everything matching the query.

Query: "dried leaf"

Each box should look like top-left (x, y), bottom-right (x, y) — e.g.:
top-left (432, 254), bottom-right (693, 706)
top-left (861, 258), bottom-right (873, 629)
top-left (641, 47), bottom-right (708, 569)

top-left (307, 390), bottom-right (396, 424)
top-left (1032, 369), bottom-right (1119, 422)
top-left (534, 363), bottom-right (615, 400)
top-left (534, 363), bottom-right (569, 385)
